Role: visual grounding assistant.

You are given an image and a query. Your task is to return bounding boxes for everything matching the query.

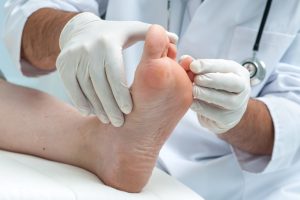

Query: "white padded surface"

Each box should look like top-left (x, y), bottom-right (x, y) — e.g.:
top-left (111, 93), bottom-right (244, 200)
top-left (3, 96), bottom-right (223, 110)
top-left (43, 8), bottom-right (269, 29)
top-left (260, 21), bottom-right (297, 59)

top-left (0, 150), bottom-right (204, 200)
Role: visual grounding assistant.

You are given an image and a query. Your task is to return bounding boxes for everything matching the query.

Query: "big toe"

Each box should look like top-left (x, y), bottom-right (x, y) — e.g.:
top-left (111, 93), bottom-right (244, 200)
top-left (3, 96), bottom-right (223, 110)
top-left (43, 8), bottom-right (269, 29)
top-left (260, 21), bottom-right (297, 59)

top-left (132, 24), bottom-right (192, 109)
top-left (141, 25), bottom-right (170, 60)
top-left (134, 25), bottom-right (174, 92)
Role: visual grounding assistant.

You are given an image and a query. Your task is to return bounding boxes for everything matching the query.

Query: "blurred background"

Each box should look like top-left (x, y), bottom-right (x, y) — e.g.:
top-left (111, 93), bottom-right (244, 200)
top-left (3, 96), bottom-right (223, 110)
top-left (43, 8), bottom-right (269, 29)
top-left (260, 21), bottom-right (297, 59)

top-left (0, 1), bottom-right (69, 102)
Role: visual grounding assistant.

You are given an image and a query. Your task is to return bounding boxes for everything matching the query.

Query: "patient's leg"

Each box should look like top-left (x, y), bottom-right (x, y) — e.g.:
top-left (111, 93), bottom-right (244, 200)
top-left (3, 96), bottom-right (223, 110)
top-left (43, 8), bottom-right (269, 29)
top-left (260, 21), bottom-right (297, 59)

top-left (0, 25), bottom-right (192, 192)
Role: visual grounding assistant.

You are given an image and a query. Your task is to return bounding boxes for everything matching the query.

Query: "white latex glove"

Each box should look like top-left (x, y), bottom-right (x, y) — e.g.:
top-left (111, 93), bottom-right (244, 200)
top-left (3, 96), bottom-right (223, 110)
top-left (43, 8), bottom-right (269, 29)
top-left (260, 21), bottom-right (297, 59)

top-left (56, 12), bottom-right (178, 127)
top-left (189, 59), bottom-right (251, 134)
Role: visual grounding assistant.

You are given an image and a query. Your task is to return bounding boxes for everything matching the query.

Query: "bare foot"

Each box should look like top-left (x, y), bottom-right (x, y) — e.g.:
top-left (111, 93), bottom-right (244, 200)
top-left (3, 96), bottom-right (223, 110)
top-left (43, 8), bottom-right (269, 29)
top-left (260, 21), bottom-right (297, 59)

top-left (81, 25), bottom-right (193, 192)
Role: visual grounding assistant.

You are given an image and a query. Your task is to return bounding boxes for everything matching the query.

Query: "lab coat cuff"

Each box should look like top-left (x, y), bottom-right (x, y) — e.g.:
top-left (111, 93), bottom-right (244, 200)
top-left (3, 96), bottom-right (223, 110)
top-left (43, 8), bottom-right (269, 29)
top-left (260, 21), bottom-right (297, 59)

top-left (233, 95), bottom-right (300, 174)
top-left (257, 96), bottom-right (300, 173)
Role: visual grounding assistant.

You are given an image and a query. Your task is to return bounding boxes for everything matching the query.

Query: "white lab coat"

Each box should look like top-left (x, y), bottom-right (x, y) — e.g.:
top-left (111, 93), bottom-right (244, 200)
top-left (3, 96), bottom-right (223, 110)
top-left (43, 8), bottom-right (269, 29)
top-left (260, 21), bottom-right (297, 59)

top-left (2, 0), bottom-right (300, 199)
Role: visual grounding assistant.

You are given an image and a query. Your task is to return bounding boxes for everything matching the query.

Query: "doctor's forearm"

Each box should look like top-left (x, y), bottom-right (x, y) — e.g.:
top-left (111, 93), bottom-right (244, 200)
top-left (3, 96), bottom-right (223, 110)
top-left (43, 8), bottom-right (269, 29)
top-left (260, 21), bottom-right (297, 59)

top-left (21, 8), bottom-right (77, 70)
top-left (219, 98), bottom-right (274, 155)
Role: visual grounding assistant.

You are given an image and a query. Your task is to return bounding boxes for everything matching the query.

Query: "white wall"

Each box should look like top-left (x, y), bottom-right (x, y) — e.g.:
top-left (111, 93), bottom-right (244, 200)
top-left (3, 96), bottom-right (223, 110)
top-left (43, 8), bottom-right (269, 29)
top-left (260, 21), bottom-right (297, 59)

top-left (0, 1), bottom-right (69, 102)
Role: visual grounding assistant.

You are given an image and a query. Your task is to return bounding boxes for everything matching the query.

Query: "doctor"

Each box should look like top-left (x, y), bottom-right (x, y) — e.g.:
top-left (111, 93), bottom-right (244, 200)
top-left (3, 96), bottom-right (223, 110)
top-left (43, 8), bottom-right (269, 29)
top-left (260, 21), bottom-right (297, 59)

top-left (3, 0), bottom-right (300, 199)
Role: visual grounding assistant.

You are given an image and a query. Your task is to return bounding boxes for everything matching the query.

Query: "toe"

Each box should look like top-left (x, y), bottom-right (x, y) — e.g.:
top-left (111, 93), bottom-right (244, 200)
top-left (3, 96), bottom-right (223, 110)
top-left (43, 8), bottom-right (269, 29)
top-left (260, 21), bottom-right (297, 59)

top-left (141, 25), bottom-right (169, 60)
top-left (167, 43), bottom-right (177, 60)
top-left (179, 55), bottom-right (195, 82)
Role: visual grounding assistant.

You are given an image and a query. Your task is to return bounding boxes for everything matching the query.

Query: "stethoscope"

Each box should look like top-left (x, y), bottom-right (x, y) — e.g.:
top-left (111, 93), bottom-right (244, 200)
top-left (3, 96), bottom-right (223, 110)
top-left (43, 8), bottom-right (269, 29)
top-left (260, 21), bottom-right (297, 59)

top-left (241, 0), bottom-right (273, 86)
top-left (167, 0), bottom-right (273, 86)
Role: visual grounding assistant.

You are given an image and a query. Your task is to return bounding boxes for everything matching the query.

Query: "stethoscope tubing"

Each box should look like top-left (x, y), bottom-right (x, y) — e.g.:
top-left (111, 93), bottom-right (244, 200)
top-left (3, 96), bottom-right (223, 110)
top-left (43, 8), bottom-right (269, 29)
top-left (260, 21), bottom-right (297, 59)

top-left (242, 0), bottom-right (273, 86)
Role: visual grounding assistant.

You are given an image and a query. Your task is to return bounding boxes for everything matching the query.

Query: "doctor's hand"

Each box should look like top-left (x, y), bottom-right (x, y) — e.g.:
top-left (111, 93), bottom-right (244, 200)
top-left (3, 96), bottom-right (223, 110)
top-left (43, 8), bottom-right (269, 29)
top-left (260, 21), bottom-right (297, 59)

top-left (56, 12), bottom-right (178, 127)
top-left (188, 59), bottom-right (251, 134)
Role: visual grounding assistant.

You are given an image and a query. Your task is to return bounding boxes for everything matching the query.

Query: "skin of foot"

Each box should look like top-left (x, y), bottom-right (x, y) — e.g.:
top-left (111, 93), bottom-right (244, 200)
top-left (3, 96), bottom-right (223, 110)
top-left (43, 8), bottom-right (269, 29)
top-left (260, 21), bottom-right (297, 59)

top-left (0, 25), bottom-right (192, 193)
top-left (76, 25), bottom-right (193, 192)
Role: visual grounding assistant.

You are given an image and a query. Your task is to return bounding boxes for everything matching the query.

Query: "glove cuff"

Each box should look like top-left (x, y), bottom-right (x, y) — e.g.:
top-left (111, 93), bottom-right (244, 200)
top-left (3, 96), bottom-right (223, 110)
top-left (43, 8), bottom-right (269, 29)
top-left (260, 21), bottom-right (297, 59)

top-left (59, 12), bottom-right (101, 49)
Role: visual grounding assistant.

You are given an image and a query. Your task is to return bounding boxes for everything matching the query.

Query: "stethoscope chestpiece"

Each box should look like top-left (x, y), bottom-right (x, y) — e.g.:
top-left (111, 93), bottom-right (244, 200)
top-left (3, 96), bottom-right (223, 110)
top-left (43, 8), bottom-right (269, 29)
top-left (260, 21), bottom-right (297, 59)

top-left (242, 57), bottom-right (266, 86)
top-left (240, 0), bottom-right (272, 86)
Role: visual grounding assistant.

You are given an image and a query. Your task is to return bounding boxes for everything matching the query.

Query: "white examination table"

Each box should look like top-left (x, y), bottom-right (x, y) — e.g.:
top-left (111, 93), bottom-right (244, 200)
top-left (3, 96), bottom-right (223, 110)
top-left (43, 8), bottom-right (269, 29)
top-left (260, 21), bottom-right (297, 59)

top-left (0, 150), bottom-right (204, 200)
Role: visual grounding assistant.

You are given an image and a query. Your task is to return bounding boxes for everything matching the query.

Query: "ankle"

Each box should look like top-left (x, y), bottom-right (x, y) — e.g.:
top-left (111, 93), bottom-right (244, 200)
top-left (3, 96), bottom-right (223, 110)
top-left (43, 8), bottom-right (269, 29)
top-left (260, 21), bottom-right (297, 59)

top-left (72, 117), bottom-right (107, 172)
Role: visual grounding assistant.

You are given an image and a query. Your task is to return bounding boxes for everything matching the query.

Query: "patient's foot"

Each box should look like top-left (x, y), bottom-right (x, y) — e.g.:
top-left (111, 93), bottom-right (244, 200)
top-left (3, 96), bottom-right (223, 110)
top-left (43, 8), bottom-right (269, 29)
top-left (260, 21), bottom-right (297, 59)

top-left (84, 25), bottom-right (192, 192)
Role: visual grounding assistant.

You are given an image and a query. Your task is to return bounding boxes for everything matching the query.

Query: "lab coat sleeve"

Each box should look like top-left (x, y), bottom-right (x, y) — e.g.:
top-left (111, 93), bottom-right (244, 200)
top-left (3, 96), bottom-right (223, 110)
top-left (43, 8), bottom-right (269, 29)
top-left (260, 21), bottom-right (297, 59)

top-left (234, 32), bottom-right (300, 174)
top-left (1, 0), bottom-right (107, 76)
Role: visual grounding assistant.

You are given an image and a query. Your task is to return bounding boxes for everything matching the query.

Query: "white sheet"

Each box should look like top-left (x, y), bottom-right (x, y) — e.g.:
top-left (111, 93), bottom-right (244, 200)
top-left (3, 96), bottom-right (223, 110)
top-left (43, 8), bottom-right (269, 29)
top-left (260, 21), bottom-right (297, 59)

top-left (0, 150), bottom-right (204, 200)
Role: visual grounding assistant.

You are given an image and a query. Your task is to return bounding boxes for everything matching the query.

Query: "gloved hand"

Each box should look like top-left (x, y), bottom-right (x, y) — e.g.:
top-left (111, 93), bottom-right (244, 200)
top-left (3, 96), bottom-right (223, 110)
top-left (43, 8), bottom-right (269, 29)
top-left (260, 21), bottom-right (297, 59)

top-left (189, 59), bottom-right (251, 134)
top-left (56, 12), bottom-right (178, 127)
